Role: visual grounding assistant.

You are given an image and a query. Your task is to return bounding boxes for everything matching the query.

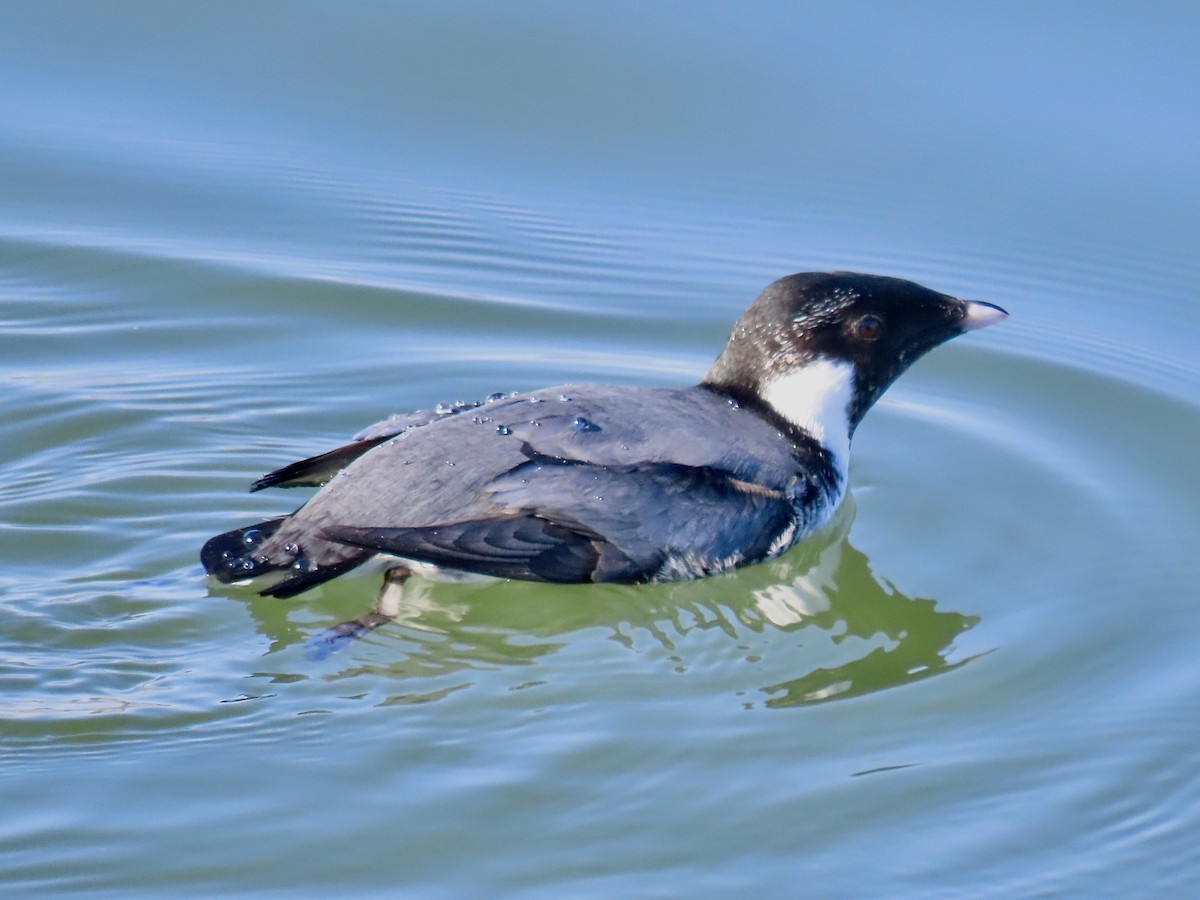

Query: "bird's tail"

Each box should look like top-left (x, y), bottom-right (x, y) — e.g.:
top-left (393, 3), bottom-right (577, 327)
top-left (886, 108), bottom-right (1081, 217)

top-left (200, 517), bottom-right (290, 584)
top-left (200, 517), bottom-right (369, 598)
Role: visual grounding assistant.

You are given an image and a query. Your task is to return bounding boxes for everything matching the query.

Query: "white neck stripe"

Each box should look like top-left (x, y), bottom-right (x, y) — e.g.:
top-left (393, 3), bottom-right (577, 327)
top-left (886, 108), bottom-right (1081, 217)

top-left (760, 358), bottom-right (854, 474)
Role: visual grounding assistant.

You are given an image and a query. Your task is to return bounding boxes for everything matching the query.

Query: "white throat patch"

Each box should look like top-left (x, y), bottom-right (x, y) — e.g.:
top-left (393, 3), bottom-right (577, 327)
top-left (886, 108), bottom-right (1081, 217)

top-left (760, 357), bottom-right (855, 472)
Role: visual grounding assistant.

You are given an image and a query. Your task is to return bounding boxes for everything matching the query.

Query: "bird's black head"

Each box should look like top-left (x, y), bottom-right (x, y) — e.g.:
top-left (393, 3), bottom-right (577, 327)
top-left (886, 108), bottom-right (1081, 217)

top-left (703, 271), bottom-right (1007, 440)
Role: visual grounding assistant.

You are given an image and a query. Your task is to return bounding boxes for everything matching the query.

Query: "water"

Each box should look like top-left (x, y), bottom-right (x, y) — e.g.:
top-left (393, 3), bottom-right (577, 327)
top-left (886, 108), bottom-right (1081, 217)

top-left (2, 2), bottom-right (1199, 896)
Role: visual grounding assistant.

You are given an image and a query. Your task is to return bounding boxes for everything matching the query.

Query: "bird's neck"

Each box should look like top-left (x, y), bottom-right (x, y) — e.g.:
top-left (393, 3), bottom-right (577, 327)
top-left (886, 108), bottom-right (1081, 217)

top-left (758, 357), bottom-right (855, 481)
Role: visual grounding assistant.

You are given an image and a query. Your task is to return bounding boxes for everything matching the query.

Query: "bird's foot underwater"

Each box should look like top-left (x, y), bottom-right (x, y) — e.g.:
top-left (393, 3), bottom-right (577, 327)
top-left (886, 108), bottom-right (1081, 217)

top-left (303, 565), bottom-right (412, 660)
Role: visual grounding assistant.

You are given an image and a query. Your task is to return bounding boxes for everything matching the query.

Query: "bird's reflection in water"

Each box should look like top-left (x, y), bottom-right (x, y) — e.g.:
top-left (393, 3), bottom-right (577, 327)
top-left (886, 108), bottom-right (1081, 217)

top-left (747, 534), bottom-right (982, 709)
top-left (237, 499), bottom-right (982, 708)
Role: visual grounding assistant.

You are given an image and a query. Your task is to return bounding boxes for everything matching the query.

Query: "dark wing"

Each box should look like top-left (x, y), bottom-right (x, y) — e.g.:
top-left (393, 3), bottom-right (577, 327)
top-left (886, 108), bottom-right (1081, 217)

top-left (489, 458), bottom-right (798, 578)
top-left (323, 516), bottom-right (636, 583)
top-left (323, 458), bottom-right (797, 583)
top-left (500, 385), bottom-right (806, 492)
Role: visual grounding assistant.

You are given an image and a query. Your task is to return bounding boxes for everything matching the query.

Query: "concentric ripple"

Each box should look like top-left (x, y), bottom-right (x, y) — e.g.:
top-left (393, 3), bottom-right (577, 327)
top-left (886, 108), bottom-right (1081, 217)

top-left (2, 30), bottom-right (1198, 888)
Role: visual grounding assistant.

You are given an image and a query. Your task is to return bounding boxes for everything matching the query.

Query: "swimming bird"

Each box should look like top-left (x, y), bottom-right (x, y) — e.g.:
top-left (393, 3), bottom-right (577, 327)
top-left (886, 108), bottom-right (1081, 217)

top-left (202, 271), bottom-right (1006, 599)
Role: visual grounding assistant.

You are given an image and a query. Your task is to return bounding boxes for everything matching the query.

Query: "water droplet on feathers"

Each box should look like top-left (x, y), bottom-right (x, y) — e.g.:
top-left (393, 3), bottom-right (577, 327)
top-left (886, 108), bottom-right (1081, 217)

top-left (571, 416), bottom-right (600, 432)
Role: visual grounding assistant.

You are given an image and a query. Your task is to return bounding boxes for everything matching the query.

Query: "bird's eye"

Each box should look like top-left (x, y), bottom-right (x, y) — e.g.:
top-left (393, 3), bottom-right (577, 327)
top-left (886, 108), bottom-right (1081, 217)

top-left (853, 314), bottom-right (883, 342)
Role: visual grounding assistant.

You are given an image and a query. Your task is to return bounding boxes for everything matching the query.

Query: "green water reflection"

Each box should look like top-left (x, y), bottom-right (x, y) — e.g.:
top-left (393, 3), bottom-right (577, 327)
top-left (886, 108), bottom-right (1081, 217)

top-left (230, 500), bottom-right (979, 709)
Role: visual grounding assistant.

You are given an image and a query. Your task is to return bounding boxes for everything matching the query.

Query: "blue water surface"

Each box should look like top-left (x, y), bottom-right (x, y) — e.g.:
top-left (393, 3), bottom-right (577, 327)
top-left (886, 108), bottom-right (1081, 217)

top-left (1, 3), bottom-right (1198, 897)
